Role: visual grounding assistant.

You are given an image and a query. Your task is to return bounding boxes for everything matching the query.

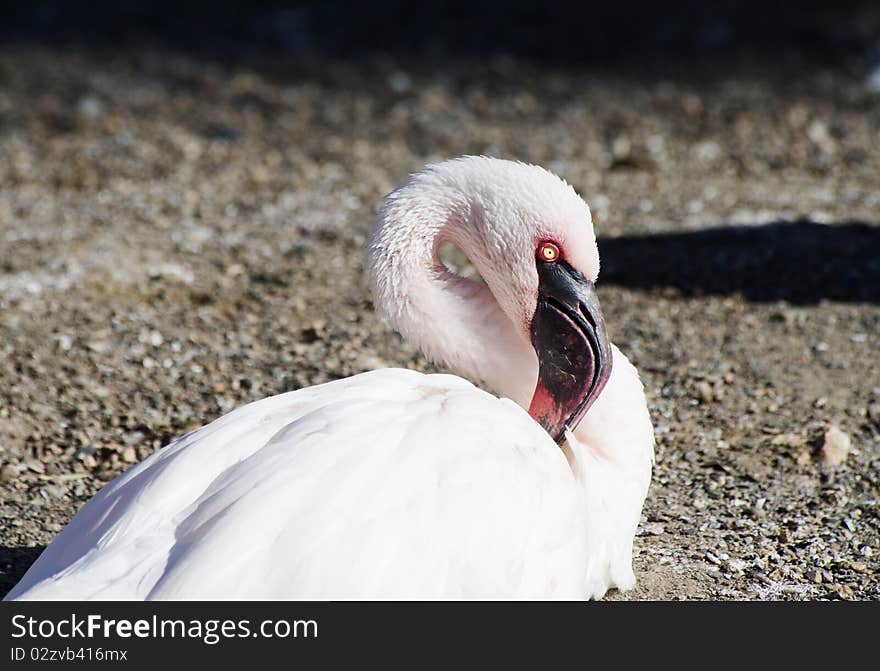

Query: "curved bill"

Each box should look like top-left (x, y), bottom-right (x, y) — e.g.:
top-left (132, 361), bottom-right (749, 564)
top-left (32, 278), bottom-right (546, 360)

top-left (527, 260), bottom-right (613, 443)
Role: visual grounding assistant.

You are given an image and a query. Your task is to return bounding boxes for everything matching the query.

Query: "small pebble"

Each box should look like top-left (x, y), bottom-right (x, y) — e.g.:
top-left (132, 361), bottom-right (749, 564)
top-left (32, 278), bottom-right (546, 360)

top-left (639, 522), bottom-right (665, 536)
top-left (0, 463), bottom-right (19, 482)
top-left (867, 403), bottom-right (880, 427)
top-left (836, 584), bottom-right (855, 600)
top-left (696, 381), bottom-right (714, 404)
top-left (819, 425), bottom-right (850, 467)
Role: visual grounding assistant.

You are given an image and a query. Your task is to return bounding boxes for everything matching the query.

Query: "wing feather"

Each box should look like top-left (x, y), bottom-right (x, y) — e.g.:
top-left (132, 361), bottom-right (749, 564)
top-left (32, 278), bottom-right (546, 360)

top-left (8, 369), bottom-right (586, 600)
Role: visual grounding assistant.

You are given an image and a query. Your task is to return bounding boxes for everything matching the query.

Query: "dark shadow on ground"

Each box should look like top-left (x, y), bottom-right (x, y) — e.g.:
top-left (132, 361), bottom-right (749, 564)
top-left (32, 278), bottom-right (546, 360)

top-left (598, 221), bottom-right (880, 304)
top-left (0, 545), bottom-right (45, 599)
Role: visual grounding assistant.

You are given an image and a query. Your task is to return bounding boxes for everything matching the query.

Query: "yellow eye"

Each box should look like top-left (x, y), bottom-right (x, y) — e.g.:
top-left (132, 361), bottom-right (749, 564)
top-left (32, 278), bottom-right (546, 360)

top-left (538, 241), bottom-right (560, 263)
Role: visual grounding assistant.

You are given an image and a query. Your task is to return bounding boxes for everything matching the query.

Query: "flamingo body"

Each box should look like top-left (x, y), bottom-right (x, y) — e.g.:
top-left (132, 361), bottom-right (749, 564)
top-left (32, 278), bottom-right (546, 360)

top-left (7, 157), bottom-right (654, 601)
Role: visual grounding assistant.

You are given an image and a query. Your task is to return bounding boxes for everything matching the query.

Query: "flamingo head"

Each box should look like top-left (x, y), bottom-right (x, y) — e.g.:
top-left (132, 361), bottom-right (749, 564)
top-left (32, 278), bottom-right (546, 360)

top-left (369, 156), bottom-right (612, 443)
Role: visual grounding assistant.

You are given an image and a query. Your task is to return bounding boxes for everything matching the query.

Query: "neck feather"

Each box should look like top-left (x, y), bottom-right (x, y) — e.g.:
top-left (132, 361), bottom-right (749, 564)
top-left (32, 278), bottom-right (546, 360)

top-left (367, 205), bottom-right (537, 408)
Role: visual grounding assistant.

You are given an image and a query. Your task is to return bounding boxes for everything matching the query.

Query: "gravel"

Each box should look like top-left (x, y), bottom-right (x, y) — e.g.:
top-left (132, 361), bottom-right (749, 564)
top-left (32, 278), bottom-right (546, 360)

top-left (0, 36), bottom-right (878, 600)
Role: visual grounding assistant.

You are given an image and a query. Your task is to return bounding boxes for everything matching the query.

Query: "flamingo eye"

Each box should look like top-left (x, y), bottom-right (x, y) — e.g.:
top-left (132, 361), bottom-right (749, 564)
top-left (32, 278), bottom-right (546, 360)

top-left (537, 241), bottom-right (560, 263)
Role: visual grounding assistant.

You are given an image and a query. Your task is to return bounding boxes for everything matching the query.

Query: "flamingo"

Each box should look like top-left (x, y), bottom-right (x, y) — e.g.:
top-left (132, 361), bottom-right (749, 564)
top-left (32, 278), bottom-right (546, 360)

top-left (6, 156), bottom-right (654, 600)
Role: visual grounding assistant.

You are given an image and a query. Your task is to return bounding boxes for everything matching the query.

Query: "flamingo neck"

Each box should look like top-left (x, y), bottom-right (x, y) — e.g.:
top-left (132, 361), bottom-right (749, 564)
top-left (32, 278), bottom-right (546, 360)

top-left (367, 212), bottom-right (537, 409)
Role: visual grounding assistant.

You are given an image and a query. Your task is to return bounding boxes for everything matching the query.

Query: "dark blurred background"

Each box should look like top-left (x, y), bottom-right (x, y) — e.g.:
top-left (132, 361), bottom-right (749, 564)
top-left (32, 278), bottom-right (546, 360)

top-left (2, 1), bottom-right (879, 66)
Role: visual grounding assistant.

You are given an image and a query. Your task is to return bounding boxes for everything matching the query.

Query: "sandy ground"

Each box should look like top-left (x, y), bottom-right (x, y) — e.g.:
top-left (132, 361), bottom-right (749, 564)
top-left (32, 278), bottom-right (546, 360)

top-left (0, 40), bottom-right (878, 599)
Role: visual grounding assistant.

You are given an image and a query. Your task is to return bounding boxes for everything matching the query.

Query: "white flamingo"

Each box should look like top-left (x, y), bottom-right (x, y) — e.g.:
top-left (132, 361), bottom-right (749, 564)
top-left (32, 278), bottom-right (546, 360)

top-left (6, 156), bottom-right (653, 600)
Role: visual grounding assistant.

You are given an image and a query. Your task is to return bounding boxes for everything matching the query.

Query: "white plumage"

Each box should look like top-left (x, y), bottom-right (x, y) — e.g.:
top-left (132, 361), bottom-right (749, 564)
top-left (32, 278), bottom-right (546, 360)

top-left (7, 156), bottom-right (653, 601)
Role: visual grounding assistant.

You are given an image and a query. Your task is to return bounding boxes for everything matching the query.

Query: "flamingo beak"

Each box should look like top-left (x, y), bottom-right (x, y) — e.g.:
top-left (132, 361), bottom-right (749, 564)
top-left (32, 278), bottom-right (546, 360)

top-left (527, 260), bottom-right (613, 443)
